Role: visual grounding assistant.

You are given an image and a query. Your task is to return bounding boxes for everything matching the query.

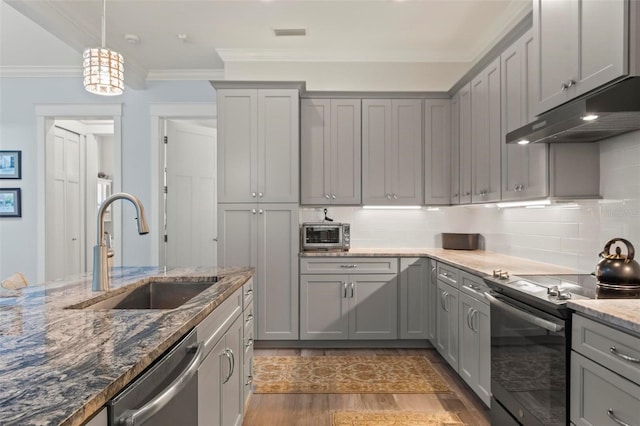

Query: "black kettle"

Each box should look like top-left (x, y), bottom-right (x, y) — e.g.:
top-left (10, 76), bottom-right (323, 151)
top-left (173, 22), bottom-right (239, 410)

top-left (595, 238), bottom-right (640, 285)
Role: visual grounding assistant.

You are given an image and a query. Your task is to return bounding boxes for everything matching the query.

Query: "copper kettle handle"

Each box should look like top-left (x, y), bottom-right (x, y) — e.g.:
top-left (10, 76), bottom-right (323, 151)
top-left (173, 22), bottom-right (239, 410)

top-left (601, 238), bottom-right (635, 263)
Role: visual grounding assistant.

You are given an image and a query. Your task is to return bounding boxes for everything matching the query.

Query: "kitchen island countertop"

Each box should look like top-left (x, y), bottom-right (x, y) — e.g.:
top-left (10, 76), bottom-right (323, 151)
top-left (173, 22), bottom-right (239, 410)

top-left (0, 266), bottom-right (253, 426)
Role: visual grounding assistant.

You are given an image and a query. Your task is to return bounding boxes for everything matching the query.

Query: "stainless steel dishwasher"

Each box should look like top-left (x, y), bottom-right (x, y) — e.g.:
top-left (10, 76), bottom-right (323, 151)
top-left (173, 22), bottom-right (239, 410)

top-left (108, 328), bottom-right (202, 426)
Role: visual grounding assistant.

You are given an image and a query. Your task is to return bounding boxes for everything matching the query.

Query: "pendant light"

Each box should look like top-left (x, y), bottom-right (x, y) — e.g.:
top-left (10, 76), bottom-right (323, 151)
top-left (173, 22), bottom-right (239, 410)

top-left (83, 0), bottom-right (124, 96)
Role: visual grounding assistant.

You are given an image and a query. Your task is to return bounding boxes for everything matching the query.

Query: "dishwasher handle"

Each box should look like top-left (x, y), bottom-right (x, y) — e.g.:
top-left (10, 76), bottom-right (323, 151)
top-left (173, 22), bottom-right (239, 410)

top-left (119, 342), bottom-right (205, 426)
top-left (483, 292), bottom-right (564, 333)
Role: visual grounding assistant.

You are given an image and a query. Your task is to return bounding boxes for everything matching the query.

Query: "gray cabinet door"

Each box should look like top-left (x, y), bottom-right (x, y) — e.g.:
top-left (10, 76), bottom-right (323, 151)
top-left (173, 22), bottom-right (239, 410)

top-left (217, 204), bottom-right (258, 269)
top-left (217, 90), bottom-right (258, 203)
top-left (222, 316), bottom-right (244, 426)
top-left (450, 93), bottom-right (460, 205)
top-left (436, 280), bottom-right (459, 372)
top-left (399, 258), bottom-right (429, 339)
top-left (256, 204), bottom-right (299, 340)
top-left (427, 259), bottom-right (438, 343)
top-left (471, 57), bottom-right (501, 203)
top-left (501, 29), bottom-right (549, 201)
top-left (362, 99), bottom-right (422, 205)
top-left (331, 99), bottom-right (362, 205)
top-left (458, 83), bottom-right (472, 204)
top-left (198, 335), bottom-right (224, 426)
top-left (257, 90), bottom-right (299, 203)
top-left (458, 292), bottom-right (491, 407)
top-left (424, 99), bottom-right (451, 205)
top-left (300, 274), bottom-right (349, 340)
top-left (300, 98), bottom-right (330, 205)
top-left (349, 274), bottom-right (398, 340)
top-left (533, 0), bottom-right (579, 114)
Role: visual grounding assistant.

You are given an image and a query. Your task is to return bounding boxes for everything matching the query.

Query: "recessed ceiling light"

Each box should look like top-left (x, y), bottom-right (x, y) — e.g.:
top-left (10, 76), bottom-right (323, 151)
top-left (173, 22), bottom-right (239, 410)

top-left (582, 114), bottom-right (599, 121)
top-left (273, 28), bottom-right (307, 37)
top-left (124, 34), bottom-right (140, 44)
top-left (517, 140), bottom-right (530, 145)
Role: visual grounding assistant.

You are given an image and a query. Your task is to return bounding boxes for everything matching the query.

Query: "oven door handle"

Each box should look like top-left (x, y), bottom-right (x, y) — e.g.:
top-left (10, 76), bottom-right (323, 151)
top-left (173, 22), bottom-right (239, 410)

top-left (484, 292), bottom-right (564, 333)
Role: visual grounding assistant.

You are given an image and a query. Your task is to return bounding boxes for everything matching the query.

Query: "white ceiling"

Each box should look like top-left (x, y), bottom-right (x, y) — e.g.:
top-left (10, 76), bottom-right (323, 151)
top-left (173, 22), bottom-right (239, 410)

top-left (1, 0), bottom-right (531, 89)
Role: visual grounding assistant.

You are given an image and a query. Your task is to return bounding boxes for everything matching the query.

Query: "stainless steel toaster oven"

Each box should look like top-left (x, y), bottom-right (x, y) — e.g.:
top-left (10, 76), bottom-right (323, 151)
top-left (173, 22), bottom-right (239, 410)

top-left (301, 223), bottom-right (350, 251)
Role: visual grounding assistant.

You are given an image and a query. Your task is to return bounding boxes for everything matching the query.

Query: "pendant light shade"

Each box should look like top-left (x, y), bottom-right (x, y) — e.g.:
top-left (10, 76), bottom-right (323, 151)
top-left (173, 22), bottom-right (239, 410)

top-left (83, 0), bottom-right (124, 96)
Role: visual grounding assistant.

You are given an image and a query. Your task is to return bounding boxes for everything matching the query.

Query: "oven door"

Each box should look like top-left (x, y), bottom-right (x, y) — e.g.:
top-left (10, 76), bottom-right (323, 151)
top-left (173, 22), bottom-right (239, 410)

top-left (484, 292), bottom-right (568, 426)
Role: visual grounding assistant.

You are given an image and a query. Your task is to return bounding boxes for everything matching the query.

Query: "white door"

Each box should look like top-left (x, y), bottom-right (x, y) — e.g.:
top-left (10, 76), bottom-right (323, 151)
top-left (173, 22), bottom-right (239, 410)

top-left (166, 120), bottom-right (217, 267)
top-left (46, 126), bottom-right (82, 280)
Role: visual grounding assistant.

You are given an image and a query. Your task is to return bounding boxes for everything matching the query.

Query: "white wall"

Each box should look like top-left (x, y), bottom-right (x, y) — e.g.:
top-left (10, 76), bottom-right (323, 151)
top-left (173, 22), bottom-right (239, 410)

top-left (0, 77), bottom-right (216, 284)
top-left (302, 130), bottom-right (640, 273)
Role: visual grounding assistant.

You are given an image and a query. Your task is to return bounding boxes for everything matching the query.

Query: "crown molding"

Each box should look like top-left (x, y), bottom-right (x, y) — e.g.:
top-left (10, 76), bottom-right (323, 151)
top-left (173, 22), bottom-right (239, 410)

top-left (0, 65), bottom-right (82, 78)
top-left (215, 48), bottom-right (471, 63)
top-left (146, 69), bottom-right (225, 81)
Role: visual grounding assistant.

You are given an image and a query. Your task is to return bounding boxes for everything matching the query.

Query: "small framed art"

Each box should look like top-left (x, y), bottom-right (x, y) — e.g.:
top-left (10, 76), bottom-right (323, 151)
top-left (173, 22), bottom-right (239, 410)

top-left (0, 188), bottom-right (21, 217)
top-left (0, 151), bottom-right (21, 179)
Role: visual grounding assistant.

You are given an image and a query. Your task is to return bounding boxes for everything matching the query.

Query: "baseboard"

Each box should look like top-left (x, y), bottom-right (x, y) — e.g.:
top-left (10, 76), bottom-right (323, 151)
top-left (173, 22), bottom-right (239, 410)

top-left (254, 339), bottom-right (434, 349)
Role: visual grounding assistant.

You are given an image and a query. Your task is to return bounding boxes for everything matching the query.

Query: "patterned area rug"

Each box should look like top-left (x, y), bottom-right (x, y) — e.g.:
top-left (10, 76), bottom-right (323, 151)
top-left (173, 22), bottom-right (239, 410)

top-left (331, 411), bottom-right (465, 426)
top-left (252, 356), bottom-right (451, 394)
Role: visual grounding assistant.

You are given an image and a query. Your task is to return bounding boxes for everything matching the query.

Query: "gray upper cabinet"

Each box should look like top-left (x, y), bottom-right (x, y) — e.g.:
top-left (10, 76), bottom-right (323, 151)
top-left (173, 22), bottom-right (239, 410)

top-left (533, 0), bottom-right (631, 115)
top-left (300, 99), bottom-right (361, 205)
top-left (501, 29), bottom-right (549, 201)
top-left (471, 57), bottom-right (501, 203)
top-left (424, 99), bottom-right (451, 205)
top-left (362, 99), bottom-right (423, 205)
top-left (450, 93), bottom-right (460, 205)
top-left (457, 83), bottom-right (472, 204)
top-left (218, 88), bottom-right (299, 203)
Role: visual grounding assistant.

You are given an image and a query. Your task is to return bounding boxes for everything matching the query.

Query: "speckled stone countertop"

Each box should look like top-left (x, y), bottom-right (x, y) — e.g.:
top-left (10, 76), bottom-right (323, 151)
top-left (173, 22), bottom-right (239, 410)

top-left (301, 248), bottom-right (577, 276)
top-left (0, 266), bottom-right (253, 426)
top-left (568, 300), bottom-right (640, 336)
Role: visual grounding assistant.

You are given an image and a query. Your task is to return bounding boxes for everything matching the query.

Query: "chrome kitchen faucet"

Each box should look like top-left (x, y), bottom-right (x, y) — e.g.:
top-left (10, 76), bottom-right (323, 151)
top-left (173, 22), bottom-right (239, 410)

top-left (92, 192), bottom-right (149, 291)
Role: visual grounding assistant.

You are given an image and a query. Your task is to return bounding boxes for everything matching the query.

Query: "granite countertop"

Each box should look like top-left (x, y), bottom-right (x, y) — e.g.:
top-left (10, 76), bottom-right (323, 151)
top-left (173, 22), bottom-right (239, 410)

top-left (301, 248), bottom-right (578, 276)
top-left (0, 266), bottom-right (253, 426)
top-left (567, 299), bottom-right (640, 336)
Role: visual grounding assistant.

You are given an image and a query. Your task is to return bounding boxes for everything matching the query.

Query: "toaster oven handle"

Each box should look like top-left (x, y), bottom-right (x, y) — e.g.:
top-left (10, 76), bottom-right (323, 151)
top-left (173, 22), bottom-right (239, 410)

top-left (484, 293), bottom-right (564, 333)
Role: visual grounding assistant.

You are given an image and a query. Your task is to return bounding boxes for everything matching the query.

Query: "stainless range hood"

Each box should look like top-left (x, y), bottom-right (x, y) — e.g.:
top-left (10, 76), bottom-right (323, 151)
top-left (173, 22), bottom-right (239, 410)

top-left (506, 77), bottom-right (640, 144)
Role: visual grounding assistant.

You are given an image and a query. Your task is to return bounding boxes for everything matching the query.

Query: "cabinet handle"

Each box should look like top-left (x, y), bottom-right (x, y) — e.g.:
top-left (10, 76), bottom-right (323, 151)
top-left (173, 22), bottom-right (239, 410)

top-left (340, 264), bottom-right (357, 268)
top-left (466, 308), bottom-right (473, 330)
top-left (560, 79), bottom-right (576, 91)
top-left (343, 282), bottom-right (348, 298)
top-left (245, 288), bottom-right (253, 297)
top-left (465, 192), bottom-right (470, 196)
top-left (350, 282), bottom-right (355, 298)
top-left (245, 376), bottom-right (253, 386)
top-left (431, 267), bottom-right (436, 283)
top-left (252, 192), bottom-right (257, 197)
top-left (609, 346), bottom-right (640, 364)
top-left (325, 194), bottom-right (330, 199)
top-left (259, 209), bottom-right (264, 215)
top-left (386, 194), bottom-right (392, 200)
top-left (252, 209), bottom-right (257, 214)
top-left (472, 309), bottom-right (479, 333)
top-left (332, 194), bottom-right (336, 199)
top-left (393, 194), bottom-right (398, 200)
top-left (245, 313), bottom-right (254, 324)
top-left (222, 349), bottom-right (233, 384)
top-left (258, 192), bottom-right (263, 197)
top-left (245, 338), bottom-right (254, 349)
top-left (607, 409), bottom-right (631, 426)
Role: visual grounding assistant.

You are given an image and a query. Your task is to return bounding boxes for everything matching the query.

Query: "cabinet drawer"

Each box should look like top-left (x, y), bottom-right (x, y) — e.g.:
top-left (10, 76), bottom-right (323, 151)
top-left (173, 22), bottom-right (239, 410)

top-left (197, 287), bottom-right (242, 352)
top-left (436, 262), bottom-right (459, 287)
top-left (300, 257), bottom-right (398, 274)
top-left (572, 314), bottom-right (640, 385)
top-left (243, 278), bottom-right (254, 308)
top-left (459, 271), bottom-right (489, 302)
top-left (571, 351), bottom-right (640, 426)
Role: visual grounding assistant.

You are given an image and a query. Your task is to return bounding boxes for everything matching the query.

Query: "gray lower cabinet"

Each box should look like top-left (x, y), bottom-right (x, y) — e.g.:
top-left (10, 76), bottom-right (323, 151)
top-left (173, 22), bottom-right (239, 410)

top-left (197, 286), bottom-right (245, 426)
top-left (435, 279), bottom-right (459, 372)
top-left (427, 259), bottom-right (438, 342)
top-left (83, 408), bottom-right (107, 426)
top-left (571, 314), bottom-right (640, 426)
top-left (458, 277), bottom-right (491, 407)
top-left (218, 203), bottom-right (299, 340)
top-left (399, 258), bottom-right (430, 339)
top-left (300, 257), bottom-right (398, 340)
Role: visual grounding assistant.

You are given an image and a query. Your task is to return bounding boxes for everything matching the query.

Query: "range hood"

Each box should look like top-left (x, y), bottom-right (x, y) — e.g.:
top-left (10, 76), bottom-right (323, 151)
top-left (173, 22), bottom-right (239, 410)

top-left (506, 77), bottom-right (640, 144)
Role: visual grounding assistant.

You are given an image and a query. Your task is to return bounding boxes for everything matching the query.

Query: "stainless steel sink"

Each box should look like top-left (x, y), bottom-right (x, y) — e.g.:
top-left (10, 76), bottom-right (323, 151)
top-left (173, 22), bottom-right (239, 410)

top-left (68, 280), bottom-right (217, 310)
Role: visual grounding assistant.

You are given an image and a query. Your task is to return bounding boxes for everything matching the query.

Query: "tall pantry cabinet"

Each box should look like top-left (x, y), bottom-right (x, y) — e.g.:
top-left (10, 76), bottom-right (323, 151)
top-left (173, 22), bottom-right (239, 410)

top-left (215, 83), bottom-right (301, 341)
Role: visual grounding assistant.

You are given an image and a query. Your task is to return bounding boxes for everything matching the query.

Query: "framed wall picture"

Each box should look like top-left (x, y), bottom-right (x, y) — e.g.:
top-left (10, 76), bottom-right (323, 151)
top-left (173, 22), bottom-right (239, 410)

top-left (0, 151), bottom-right (21, 179)
top-left (0, 188), bottom-right (21, 217)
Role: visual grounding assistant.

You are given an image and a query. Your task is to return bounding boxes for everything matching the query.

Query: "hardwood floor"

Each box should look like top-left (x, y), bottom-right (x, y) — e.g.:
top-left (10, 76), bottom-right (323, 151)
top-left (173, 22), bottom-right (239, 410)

top-left (243, 348), bottom-right (490, 426)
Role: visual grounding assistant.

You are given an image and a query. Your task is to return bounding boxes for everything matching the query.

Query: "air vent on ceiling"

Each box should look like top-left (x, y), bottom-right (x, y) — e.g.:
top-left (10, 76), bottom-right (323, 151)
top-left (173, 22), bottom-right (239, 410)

top-left (273, 28), bottom-right (306, 37)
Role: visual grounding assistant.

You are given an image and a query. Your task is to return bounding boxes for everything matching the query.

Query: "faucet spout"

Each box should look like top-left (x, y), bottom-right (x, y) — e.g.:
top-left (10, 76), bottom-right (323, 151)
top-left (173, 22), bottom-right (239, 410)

top-left (93, 192), bottom-right (149, 292)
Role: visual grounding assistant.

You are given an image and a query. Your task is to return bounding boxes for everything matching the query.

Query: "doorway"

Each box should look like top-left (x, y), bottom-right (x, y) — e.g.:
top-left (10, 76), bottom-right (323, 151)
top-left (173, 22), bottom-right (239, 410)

top-left (35, 104), bottom-right (122, 283)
